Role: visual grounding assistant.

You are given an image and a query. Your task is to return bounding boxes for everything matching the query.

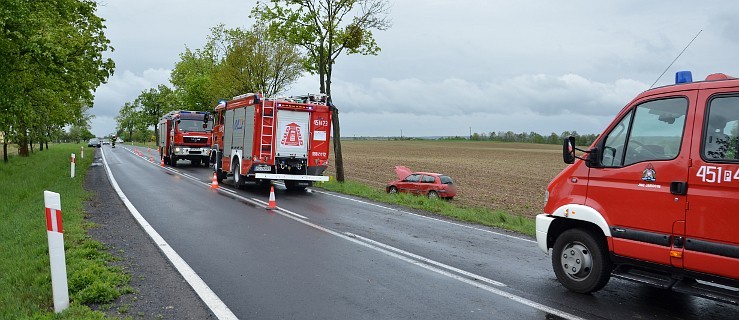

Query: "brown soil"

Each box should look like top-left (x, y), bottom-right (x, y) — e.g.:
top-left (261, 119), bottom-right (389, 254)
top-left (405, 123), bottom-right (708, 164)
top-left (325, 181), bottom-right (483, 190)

top-left (324, 140), bottom-right (568, 218)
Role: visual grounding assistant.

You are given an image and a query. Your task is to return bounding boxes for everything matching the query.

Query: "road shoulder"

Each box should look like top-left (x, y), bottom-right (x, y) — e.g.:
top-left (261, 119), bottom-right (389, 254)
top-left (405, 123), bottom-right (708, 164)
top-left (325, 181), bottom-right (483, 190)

top-left (84, 148), bottom-right (215, 319)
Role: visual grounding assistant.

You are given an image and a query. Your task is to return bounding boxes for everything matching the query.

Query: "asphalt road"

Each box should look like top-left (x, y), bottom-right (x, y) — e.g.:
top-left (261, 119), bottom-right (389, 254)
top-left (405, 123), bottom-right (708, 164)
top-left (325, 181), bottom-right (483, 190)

top-left (97, 144), bottom-right (738, 319)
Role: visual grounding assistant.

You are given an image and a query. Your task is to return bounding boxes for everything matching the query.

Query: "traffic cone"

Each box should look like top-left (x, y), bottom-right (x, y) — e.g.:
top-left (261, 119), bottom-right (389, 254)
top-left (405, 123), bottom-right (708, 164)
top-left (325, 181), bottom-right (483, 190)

top-left (149, 155), bottom-right (154, 162)
top-left (266, 186), bottom-right (277, 210)
top-left (160, 157), bottom-right (165, 167)
top-left (210, 172), bottom-right (219, 189)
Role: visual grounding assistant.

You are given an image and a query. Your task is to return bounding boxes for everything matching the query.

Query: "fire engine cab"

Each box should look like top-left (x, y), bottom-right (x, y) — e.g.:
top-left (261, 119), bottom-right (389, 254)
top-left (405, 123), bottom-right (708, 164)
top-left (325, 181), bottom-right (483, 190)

top-left (210, 93), bottom-right (332, 191)
top-left (537, 71), bottom-right (739, 305)
top-left (157, 110), bottom-right (211, 167)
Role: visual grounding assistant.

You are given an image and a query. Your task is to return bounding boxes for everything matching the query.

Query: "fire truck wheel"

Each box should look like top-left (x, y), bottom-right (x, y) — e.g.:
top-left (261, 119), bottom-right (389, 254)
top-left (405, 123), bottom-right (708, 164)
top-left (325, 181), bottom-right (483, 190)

top-left (233, 160), bottom-right (243, 189)
top-left (170, 157), bottom-right (177, 167)
top-left (552, 228), bottom-right (612, 294)
top-left (203, 159), bottom-right (210, 168)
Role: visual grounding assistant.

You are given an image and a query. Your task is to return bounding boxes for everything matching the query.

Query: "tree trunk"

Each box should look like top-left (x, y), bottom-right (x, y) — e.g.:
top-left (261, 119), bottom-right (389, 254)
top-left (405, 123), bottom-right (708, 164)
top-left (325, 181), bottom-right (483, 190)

top-left (326, 58), bottom-right (345, 182)
top-left (18, 130), bottom-right (29, 157)
top-left (30, 137), bottom-right (34, 153)
top-left (3, 142), bottom-right (7, 162)
top-left (330, 108), bottom-right (344, 182)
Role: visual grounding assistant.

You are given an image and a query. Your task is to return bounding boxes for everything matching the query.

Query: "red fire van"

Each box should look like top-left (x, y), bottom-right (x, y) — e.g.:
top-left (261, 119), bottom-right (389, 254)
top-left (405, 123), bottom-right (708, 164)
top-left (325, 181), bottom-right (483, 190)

top-left (537, 71), bottom-right (739, 305)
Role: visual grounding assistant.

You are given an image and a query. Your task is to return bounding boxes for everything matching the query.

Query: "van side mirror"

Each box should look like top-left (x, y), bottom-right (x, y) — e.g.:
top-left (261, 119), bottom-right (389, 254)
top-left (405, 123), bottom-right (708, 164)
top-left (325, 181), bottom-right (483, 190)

top-left (563, 136), bottom-right (600, 166)
top-left (563, 137), bottom-right (576, 164)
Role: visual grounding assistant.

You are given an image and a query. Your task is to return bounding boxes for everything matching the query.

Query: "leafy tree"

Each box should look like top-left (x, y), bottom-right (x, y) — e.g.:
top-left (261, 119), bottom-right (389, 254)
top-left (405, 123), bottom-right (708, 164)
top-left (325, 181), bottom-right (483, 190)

top-left (116, 101), bottom-right (143, 142)
top-left (135, 85), bottom-right (177, 142)
top-left (171, 24), bottom-right (304, 110)
top-left (0, 0), bottom-right (114, 161)
top-left (170, 46), bottom-right (219, 111)
top-left (211, 23), bottom-right (304, 99)
top-left (254, 0), bottom-right (391, 182)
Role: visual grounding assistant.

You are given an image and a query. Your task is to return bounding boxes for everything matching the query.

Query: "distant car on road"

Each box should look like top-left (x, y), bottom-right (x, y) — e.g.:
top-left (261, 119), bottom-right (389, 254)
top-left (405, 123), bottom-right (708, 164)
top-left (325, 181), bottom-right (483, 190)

top-left (88, 138), bottom-right (101, 148)
top-left (386, 166), bottom-right (457, 199)
top-left (102, 139), bottom-right (110, 145)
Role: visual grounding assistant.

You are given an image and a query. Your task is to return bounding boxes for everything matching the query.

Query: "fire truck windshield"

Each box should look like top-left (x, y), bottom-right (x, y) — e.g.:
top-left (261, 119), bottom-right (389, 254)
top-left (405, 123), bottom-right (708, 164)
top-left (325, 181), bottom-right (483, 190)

top-left (178, 119), bottom-right (211, 132)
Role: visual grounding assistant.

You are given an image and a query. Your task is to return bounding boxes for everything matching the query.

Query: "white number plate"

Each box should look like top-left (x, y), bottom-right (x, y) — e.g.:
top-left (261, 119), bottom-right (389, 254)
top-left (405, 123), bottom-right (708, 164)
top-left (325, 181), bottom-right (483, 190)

top-left (254, 165), bottom-right (271, 172)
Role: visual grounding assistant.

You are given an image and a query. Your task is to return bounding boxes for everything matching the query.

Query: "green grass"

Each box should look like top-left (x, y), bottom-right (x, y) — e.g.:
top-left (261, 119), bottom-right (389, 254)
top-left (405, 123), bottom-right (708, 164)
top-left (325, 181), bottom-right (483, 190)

top-left (0, 143), bottom-right (131, 319)
top-left (315, 179), bottom-right (536, 236)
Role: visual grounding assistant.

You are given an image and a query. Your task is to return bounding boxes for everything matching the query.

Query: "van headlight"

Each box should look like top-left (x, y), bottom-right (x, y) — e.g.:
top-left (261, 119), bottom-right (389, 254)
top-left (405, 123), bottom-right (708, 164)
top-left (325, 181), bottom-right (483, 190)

top-left (544, 190), bottom-right (550, 202)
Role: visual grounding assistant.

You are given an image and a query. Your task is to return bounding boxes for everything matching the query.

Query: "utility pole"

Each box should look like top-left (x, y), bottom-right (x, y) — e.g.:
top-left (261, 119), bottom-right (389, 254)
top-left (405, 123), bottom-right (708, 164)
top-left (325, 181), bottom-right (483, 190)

top-left (469, 127), bottom-right (472, 140)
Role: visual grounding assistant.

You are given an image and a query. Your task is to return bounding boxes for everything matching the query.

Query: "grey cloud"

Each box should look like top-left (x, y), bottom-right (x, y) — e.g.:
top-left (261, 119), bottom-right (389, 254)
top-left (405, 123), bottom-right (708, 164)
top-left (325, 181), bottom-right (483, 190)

top-left (330, 74), bottom-right (646, 118)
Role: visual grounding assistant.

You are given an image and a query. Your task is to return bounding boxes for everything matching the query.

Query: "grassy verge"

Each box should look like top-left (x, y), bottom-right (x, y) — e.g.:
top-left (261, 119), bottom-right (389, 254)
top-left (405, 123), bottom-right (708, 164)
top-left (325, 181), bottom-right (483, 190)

top-left (315, 179), bottom-right (536, 236)
top-left (0, 143), bottom-right (131, 319)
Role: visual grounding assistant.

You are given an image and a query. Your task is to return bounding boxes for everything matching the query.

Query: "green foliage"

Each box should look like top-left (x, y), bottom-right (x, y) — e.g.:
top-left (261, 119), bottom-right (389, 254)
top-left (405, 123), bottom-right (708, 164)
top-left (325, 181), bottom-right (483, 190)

top-left (254, 0), bottom-right (391, 94)
top-left (169, 23), bottom-right (304, 112)
top-left (315, 179), bottom-right (535, 236)
top-left (0, 143), bottom-right (131, 318)
top-left (253, 0), bottom-right (392, 182)
top-left (0, 0), bottom-right (115, 157)
top-left (439, 130), bottom-right (599, 146)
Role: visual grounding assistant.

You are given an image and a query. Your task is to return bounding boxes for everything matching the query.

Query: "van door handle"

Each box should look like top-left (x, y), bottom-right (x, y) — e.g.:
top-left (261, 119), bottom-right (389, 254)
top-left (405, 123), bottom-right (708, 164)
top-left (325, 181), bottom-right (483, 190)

top-left (670, 181), bottom-right (688, 195)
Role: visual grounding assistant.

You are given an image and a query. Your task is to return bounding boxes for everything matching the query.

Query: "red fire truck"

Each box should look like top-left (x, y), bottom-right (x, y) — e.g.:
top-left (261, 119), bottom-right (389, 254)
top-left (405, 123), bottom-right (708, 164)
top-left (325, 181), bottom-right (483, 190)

top-left (210, 93), bottom-right (332, 191)
top-left (157, 110), bottom-right (212, 167)
top-left (537, 71), bottom-right (739, 304)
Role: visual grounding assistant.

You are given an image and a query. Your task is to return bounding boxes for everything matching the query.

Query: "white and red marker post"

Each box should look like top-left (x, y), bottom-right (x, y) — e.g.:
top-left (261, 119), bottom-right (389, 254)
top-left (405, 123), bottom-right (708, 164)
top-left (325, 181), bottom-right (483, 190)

top-left (80, 146), bottom-right (84, 159)
top-left (44, 191), bottom-right (69, 313)
top-left (70, 153), bottom-right (76, 178)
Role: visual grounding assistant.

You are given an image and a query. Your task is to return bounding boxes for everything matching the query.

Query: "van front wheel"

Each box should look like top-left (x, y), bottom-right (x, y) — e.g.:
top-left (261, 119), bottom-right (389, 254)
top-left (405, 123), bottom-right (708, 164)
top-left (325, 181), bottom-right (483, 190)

top-left (552, 228), bottom-right (612, 294)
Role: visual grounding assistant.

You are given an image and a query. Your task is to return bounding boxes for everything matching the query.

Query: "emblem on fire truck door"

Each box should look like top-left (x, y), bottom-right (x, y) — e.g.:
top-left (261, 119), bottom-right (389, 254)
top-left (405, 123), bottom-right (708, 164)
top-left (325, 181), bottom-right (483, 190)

top-left (281, 122), bottom-right (304, 147)
top-left (642, 164), bottom-right (656, 182)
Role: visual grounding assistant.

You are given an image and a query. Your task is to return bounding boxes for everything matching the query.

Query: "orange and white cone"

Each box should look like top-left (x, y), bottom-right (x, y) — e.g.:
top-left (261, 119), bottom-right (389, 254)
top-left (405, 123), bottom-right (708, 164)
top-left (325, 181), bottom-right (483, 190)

top-left (266, 186), bottom-right (277, 210)
top-left (160, 157), bottom-right (165, 167)
top-left (210, 172), bottom-right (219, 189)
top-left (149, 155), bottom-right (154, 162)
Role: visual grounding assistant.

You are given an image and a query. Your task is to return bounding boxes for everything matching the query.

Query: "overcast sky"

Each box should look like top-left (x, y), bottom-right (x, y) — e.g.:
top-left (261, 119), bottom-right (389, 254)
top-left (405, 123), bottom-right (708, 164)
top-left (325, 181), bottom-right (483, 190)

top-left (90, 0), bottom-right (739, 138)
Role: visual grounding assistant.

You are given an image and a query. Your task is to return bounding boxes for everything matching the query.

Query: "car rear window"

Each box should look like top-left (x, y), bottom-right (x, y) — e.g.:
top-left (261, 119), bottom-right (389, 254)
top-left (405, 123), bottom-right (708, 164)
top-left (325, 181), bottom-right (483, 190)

top-left (440, 175), bottom-right (453, 184)
top-left (422, 175), bottom-right (435, 183)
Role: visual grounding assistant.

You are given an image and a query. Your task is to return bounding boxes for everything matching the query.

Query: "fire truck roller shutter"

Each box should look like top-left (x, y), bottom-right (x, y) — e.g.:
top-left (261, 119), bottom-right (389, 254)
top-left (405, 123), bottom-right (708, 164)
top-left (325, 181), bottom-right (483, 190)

top-left (224, 109), bottom-right (235, 158)
top-left (275, 110), bottom-right (310, 159)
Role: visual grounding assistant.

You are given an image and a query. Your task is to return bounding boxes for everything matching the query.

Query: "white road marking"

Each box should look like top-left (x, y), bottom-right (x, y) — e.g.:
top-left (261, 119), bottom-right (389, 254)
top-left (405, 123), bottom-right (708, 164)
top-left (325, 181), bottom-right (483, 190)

top-left (268, 208), bottom-right (584, 320)
top-left (251, 198), bottom-right (308, 219)
top-left (102, 148), bottom-right (238, 320)
top-left (311, 189), bottom-right (536, 243)
top-left (347, 232), bottom-right (506, 287)
top-left (112, 147), bottom-right (578, 318)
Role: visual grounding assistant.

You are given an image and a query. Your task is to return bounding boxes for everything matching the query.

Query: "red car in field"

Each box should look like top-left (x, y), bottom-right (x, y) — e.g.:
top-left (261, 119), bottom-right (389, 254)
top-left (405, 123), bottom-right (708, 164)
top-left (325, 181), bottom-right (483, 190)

top-left (386, 166), bottom-right (457, 199)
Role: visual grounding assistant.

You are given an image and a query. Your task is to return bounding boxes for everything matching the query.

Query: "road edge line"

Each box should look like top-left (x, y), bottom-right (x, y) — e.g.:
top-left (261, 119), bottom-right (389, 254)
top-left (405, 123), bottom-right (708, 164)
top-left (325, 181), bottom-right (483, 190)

top-left (101, 147), bottom-right (238, 320)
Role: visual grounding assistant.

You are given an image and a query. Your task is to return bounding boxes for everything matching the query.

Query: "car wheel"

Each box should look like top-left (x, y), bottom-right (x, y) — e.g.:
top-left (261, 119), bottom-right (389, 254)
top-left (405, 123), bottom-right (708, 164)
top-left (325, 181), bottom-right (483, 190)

top-left (388, 186), bottom-right (398, 194)
top-left (428, 190), bottom-right (439, 199)
top-left (552, 228), bottom-right (612, 293)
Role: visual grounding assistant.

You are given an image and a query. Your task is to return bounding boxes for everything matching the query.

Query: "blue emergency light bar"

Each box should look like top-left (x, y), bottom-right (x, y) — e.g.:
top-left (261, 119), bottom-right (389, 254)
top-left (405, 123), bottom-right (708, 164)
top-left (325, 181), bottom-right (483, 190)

top-left (675, 71), bottom-right (693, 84)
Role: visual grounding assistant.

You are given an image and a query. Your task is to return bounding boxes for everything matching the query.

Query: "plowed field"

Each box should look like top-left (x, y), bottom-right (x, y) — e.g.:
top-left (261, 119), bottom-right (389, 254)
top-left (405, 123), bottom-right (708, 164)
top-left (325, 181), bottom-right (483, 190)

top-left (324, 140), bottom-right (568, 218)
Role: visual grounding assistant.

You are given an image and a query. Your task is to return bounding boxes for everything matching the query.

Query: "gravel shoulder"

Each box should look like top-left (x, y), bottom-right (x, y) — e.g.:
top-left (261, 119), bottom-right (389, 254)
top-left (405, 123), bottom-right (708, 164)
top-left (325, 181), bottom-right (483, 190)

top-left (84, 148), bottom-right (215, 319)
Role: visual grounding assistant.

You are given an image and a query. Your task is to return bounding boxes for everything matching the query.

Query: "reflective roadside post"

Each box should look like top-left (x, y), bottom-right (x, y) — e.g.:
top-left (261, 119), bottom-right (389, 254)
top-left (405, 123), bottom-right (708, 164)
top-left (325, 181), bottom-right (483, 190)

top-left (70, 153), bottom-right (75, 178)
top-left (44, 191), bottom-right (70, 313)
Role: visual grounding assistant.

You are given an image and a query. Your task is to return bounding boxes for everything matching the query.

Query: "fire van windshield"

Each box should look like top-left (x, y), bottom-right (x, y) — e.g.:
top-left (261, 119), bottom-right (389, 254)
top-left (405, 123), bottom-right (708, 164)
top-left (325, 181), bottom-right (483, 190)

top-left (178, 119), bottom-right (212, 132)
